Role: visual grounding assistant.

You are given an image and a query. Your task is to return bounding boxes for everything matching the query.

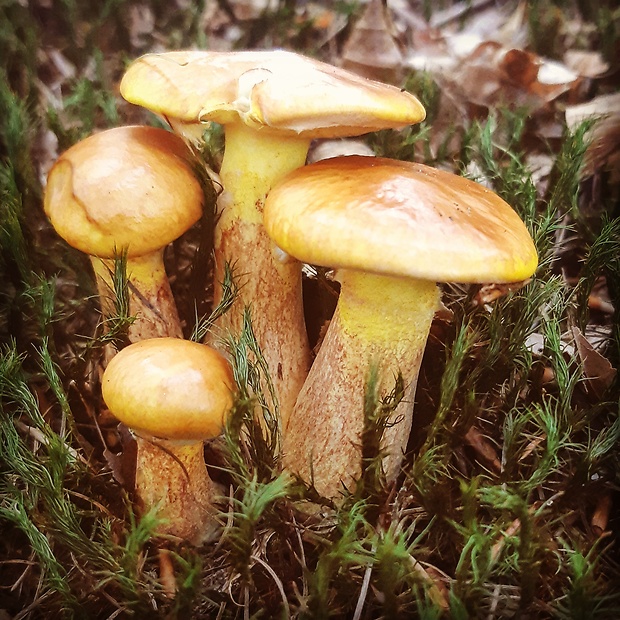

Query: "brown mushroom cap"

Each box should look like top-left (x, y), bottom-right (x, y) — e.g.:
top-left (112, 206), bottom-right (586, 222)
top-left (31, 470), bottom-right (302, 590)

top-left (263, 156), bottom-right (538, 283)
top-left (120, 50), bottom-right (425, 138)
top-left (44, 126), bottom-right (203, 258)
top-left (101, 338), bottom-right (235, 441)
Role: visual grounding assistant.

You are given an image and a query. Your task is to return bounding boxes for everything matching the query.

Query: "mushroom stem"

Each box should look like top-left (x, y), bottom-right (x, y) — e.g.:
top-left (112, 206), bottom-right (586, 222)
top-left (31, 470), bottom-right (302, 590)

top-left (135, 436), bottom-right (218, 545)
top-left (283, 270), bottom-right (439, 500)
top-left (91, 251), bottom-right (183, 342)
top-left (210, 122), bottom-right (312, 430)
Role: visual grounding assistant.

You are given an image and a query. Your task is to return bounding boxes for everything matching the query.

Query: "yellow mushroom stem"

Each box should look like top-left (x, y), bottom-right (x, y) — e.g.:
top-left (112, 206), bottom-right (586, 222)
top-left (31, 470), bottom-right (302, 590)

top-left (134, 436), bottom-right (218, 545)
top-left (282, 269), bottom-right (440, 500)
top-left (209, 122), bottom-right (312, 431)
top-left (91, 252), bottom-right (183, 344)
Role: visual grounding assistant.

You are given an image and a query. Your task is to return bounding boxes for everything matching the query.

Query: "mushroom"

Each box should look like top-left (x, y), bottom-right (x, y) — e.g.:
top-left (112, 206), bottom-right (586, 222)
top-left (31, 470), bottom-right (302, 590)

top-left (101, 337), bottom-right (235, 544)
top-left (263, 156), bottom-right (539, 500)
top-left (44, 126), bottom-right (203, 345)
top-left (119, 50), bottom-right (425, 429)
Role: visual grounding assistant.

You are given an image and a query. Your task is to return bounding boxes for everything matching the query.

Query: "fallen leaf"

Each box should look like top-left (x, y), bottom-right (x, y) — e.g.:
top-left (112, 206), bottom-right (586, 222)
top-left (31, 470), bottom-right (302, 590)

top-left (591, 491), bottom-right (613, 537)
top-left (473, 279), bottom-right (531, 305)
top-left (572, 325), bottom-right (617, 398)
top-left (341, 0), bottom-right (404, 83)
top-left (101, 422), bottom-right (137, 489)
top-left (565, 92), bottom-right (620, 180)
top-left (564, 49), bottom-right (610, 78)
top-left (32, 127), bottom-right (59, 188)
top-left (231, 0), bottom-right (279, 21)
top-left (464, 425), bottom-right (502, 473)
top-left (128, 3), bottom-right (156, 49)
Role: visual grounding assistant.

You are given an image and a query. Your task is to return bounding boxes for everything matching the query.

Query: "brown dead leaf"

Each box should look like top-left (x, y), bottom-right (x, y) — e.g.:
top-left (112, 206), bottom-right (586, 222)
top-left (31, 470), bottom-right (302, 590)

top-left (463, 425), bottom-right (501, 473)
top-left (407, 24), bottom-right (580, 115)
top-left (564, 49), bottom-right (610, 78)
top-left (591, 491), bottom-right (613, 537)
top-left (128, 3), bottom-right (156, 49)
top-left (341, 0), bottom-right (404, 83)
top-left (473, 279), bottom-right (531, 306)
top-left (571, 325), bottom-right (617, 398)
top-left (588, 293), bottom-right (615, 316)
top-left (101, 421), bottom-right (137, 489)
top-left (231, 0), bottom-right (278, 21)
top-left (565, 92), bottom-right (620, 181)
top-left (475, 42), bottom-right (579, 107)
top-left (490, 516), bottom-right (522, 564)
top-left (409, 559), bottom-right (450, 611)
top-left (519, 434), bottom-right (546, 462)
top-left (158, 549), bottom-right (178, 598)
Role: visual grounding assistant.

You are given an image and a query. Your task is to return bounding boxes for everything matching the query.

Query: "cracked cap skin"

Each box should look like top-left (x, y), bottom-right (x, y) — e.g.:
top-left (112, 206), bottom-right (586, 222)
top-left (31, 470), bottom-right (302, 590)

top-left (263, 155), bottom-right (539, 284)
top-left (120, 49), bottom-right (426, 137)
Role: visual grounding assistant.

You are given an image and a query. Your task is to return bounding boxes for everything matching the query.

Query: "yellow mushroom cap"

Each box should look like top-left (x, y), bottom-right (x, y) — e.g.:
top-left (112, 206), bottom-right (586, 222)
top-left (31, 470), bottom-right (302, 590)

top-left (44, 126), bottom-right (203, 258)
top-left (101, 338), bottom-right (235, 441)
top-left (263, 156), bottom-right (539, 283)
top-left (120, 50), bottom-right (425, 138)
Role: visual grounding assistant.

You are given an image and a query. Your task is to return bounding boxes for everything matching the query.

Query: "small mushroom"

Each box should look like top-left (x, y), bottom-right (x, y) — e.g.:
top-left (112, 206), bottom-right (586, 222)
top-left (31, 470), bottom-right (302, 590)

top-left (44, 126), bottom-right (203, 345)
top-left (101, 337), bottom-right (235, 544)
top-left (120, 50), bottom-right (425, 429)
top-left (263, 156), bottom-right (538, 499)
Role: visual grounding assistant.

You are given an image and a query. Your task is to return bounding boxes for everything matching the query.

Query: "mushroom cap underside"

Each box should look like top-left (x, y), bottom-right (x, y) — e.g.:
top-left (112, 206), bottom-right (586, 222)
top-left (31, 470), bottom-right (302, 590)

top-left (120, 49), bottom-right (425, 138)
top-left (44, 126), bottom-right (203, 258)
top-left (101, 338), bottom-right (235, 441)
top-left (263, 156), bottom-right (538, 284)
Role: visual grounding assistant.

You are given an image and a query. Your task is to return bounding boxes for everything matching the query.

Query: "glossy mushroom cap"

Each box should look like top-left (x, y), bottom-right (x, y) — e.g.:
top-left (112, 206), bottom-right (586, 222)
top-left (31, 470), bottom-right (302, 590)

top-left (263, 156), bottom-right (538, 283)
top-left (44, 126), bottom-right (203, 258)
top-left (120, 50), bottom-right (425, 138)
top-left (102, 338), bottom-right (235, 441)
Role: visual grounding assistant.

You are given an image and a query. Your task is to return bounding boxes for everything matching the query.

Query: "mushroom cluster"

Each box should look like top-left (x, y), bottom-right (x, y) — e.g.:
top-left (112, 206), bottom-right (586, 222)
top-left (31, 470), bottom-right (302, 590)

top-left (120, 49), bottom-right (426, 428)
top-left (43, 47), bottom-right (539, 541)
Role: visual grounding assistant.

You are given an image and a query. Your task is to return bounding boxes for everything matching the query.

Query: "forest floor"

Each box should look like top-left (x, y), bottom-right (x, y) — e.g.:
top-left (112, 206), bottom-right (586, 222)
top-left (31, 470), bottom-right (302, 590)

top-left (1, 1), bottom-right (619, 618)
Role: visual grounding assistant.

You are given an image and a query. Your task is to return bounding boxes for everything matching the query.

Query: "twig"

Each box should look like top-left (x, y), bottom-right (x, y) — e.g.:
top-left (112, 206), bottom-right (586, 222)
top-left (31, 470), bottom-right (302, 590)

top-left (352, 543), bottom-right (375, 620)
top-left (14, 420), bottom-right (85, 464)
top-left (487, 583), bottom-right (502, 620)
top-left (158, 549), bottom-right (177, 598)
top-left (410, 558), bottom-right (449, 611)
top-left (251, 554), bottom-right (290, 619)
top-left (213, 484), bottom-right (236, 554)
